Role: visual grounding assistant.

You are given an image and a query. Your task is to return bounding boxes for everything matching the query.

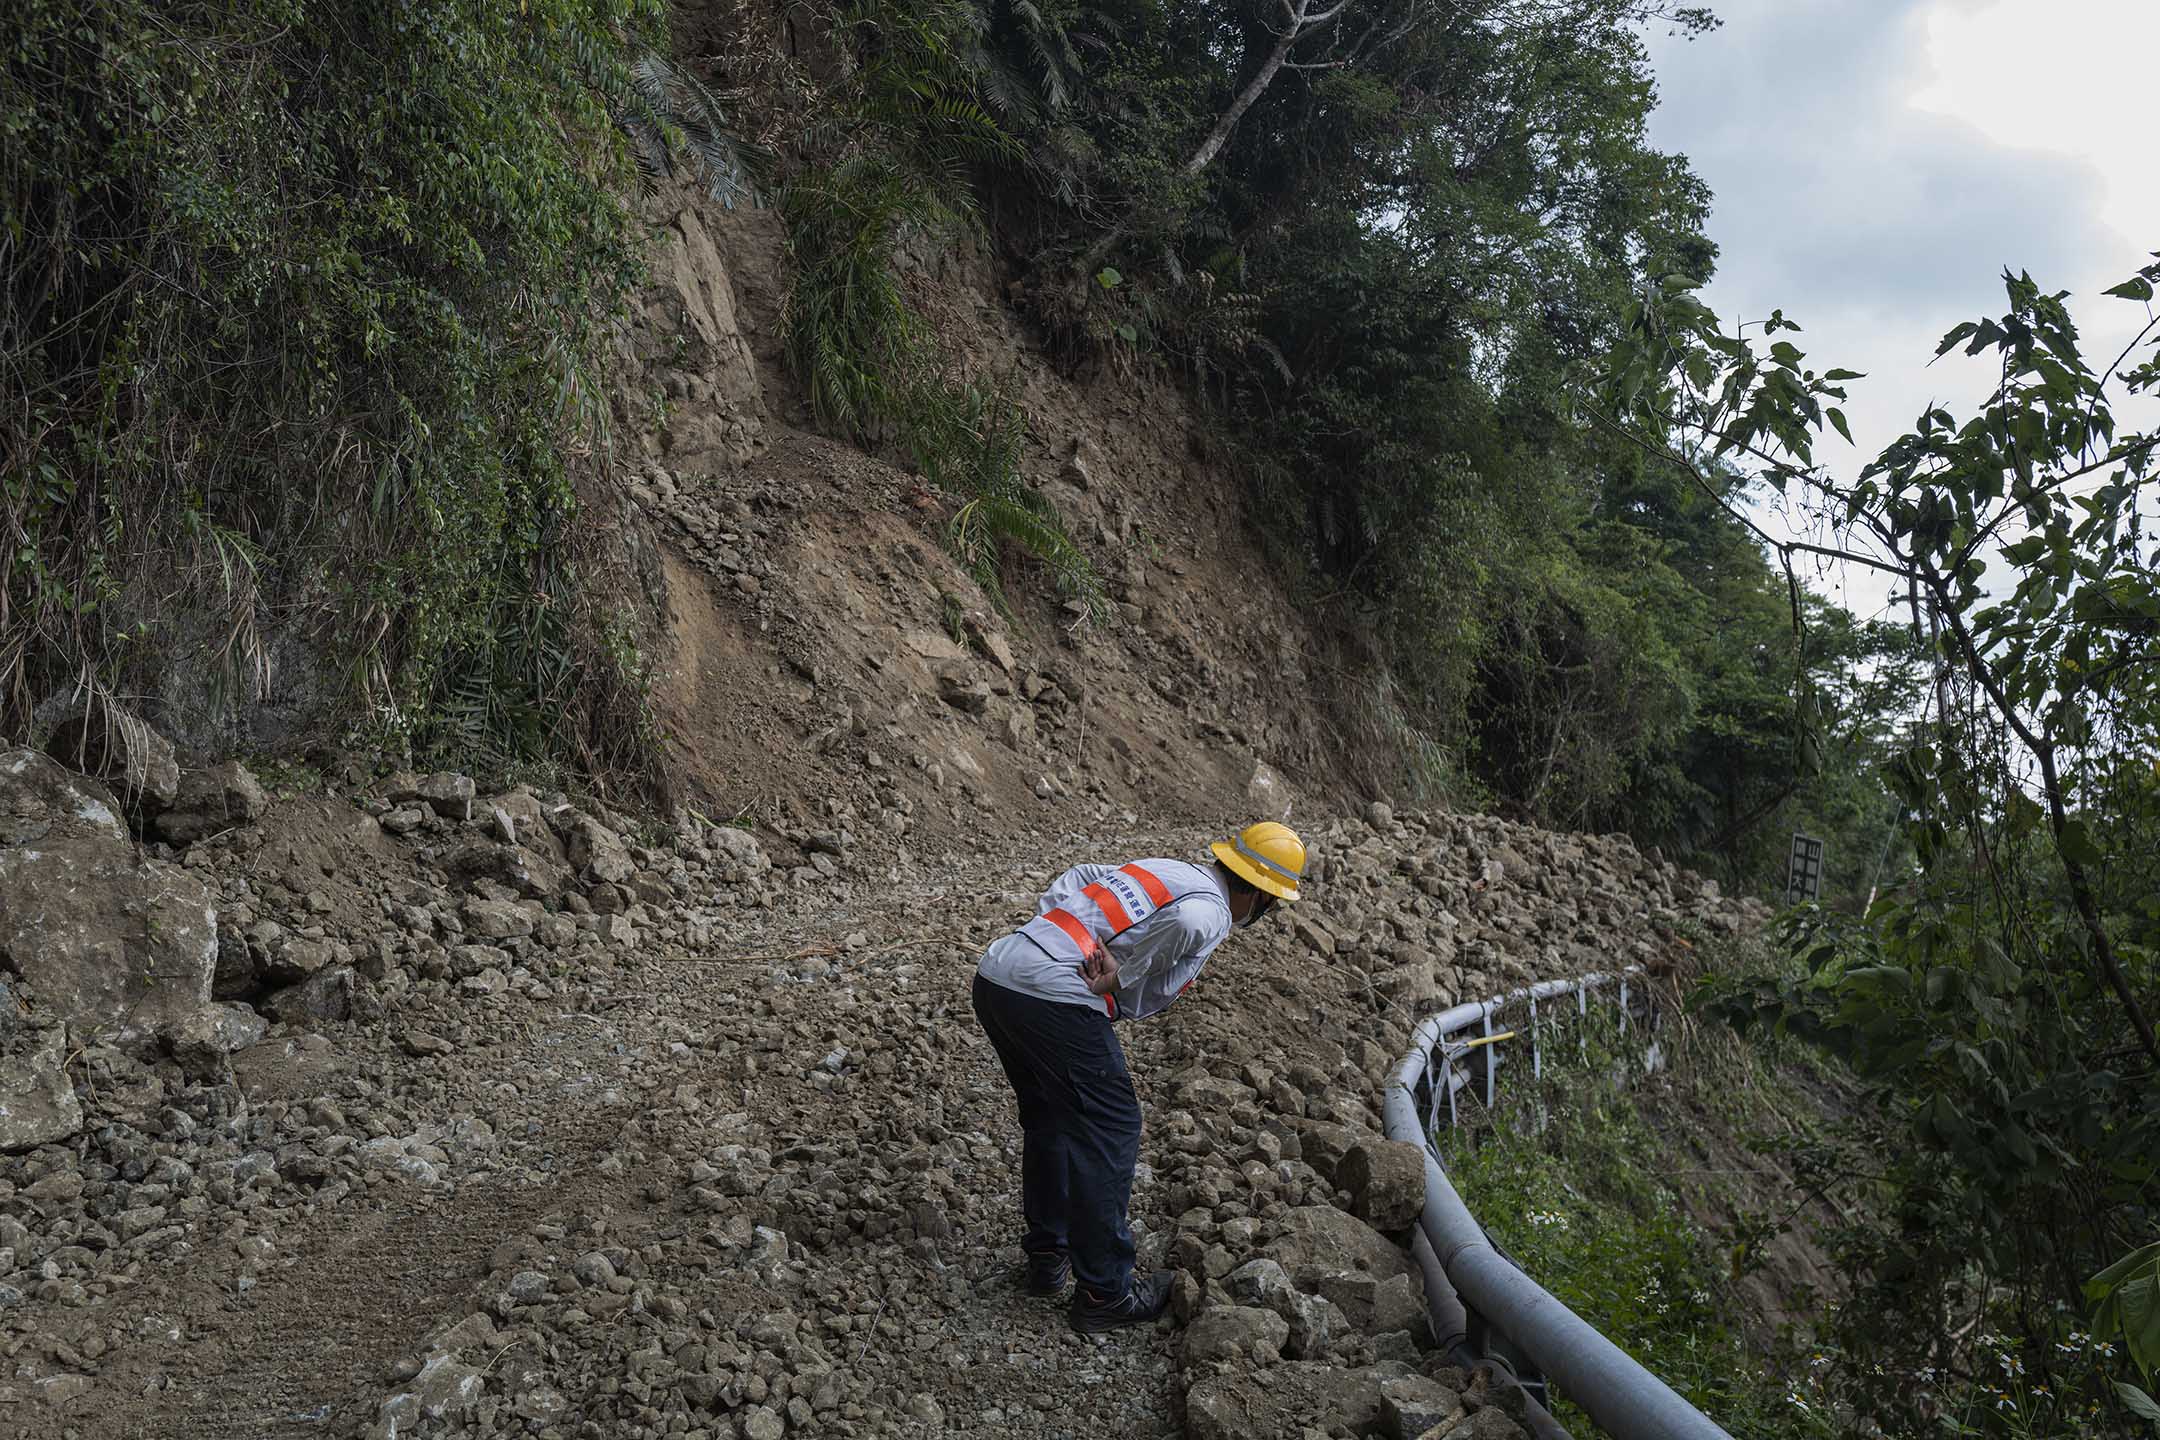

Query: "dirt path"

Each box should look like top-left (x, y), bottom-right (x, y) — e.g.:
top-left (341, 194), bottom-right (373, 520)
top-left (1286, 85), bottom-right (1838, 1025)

top-left (3, 800), bottom-right (1760, 1440)
top-left (8, 825), bottom-right (1205, 1440)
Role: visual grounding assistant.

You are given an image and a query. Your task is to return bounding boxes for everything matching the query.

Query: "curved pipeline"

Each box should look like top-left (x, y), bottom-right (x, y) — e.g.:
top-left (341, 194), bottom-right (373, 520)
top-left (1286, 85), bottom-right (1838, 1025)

top-left (1382, 972), bottom-right (1736, 1440)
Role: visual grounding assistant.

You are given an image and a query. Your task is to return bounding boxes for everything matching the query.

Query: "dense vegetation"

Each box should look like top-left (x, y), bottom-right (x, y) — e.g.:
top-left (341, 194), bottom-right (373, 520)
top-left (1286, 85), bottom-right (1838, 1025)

top-left (0, 0), bottom-right (717, 785)
top-left (1614, 257), bottom-right (2160, 1430)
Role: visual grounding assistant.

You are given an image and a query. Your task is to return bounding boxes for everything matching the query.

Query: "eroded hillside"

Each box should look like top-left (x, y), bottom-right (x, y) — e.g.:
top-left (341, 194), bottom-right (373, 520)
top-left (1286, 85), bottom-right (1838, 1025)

top-left (599, 187), bottom-right (1395, 847)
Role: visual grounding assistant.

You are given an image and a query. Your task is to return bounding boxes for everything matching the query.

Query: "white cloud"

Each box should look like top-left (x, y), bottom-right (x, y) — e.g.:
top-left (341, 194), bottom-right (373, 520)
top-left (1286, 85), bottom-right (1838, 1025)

top-left (1642, 0), bottom-right (2160, 618)
top-left (1911, 0), bottom-right (2160, 251)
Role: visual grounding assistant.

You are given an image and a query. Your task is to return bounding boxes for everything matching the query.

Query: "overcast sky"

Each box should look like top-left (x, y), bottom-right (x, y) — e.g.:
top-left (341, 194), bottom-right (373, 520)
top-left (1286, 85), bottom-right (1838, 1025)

top-left (1642, 0), bottom-right (2160, 620)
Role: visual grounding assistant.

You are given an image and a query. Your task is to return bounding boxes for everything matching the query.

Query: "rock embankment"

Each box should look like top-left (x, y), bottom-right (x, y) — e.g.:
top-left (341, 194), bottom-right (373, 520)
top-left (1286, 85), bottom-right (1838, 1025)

top-left (0, 753), bottom-right (1764, 1439)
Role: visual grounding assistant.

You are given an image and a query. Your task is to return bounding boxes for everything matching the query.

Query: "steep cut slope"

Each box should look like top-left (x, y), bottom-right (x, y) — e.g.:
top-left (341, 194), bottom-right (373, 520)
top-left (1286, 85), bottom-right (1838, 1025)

top-left (601, 189), bottom-right (1397, 847)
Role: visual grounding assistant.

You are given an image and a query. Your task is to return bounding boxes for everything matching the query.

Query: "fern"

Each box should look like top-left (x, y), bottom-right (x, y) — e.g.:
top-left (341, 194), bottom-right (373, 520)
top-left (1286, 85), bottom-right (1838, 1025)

top-left (780, 1), bottom-right (1022, 436)
top-left (912, 379), bottom-right (1103, 617)
top-left (609, 51), bottom-right (762, 209)
top-left (961, 0), bottom-right (1082, 127)
top-left (781, 153), bottom-right (947, 434)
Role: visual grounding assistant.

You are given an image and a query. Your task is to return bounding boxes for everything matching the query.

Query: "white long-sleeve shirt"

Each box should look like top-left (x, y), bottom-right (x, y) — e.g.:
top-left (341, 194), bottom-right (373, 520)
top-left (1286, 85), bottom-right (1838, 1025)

top-left (976, 857), bottom-right (1234, 1021)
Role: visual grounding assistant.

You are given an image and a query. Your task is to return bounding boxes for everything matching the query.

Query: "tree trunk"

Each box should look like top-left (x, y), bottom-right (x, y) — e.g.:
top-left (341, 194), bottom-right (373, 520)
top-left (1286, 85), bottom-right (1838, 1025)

top-left (1073, 1), bottom-right (1335, 281)
top-left (1181, 17), bottom-right (1300, 178)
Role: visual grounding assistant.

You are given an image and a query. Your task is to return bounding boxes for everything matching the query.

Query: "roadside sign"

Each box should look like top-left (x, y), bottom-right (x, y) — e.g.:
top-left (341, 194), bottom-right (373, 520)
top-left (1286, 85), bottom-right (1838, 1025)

top-left (1786, 833), bottom-right (1825, 905)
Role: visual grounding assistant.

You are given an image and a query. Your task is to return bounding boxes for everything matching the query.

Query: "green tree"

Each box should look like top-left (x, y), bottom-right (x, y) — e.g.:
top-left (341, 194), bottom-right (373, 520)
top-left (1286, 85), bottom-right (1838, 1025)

top-left (1617, 255), bottom-right (2160, 1430)
top-left (1, 0), bottom-right (684, 782)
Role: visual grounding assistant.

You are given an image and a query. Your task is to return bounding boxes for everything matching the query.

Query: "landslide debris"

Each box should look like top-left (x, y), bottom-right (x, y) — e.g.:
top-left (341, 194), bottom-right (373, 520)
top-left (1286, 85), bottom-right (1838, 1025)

top-left (0, 753), bottom-right (1762, 1439)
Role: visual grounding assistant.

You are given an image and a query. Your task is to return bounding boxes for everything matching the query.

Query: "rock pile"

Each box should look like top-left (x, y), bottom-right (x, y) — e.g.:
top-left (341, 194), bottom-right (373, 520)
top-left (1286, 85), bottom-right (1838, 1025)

top-left (1127, 806), bottom-right (1769, 1439)
top-left (0, 750), bottom-right (267, 1154)
top-left (0, 762), bottom-right (1765, 1438)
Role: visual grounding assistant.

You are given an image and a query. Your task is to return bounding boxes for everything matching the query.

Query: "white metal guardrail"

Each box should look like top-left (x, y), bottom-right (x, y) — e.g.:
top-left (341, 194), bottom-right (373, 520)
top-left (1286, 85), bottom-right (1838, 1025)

top-left (1381, 970), bottom-right (1735, 1440)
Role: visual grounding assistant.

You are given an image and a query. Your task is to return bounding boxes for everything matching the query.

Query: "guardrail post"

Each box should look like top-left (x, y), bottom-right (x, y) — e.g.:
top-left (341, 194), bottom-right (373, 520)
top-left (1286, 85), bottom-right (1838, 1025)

top-left (1481, 1008), bottom-right (1496, 1109)
top-left (1385, 967), bottom-right (1737, 1440)
top-left (1530, 994), bottom-right (1541, 1082)
top-left (1445, 1045), bottom-right (1459, 1131)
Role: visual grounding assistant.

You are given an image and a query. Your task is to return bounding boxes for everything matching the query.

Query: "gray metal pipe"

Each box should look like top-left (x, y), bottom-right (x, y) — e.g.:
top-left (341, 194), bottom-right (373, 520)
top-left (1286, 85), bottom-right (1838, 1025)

top-left (1413, 1228), bottom-right (1574, 1440)
top-left (1409, 1225), bottom-right (1474, 1365)
top-left (1382, 974), bottom-right (1736, 1440)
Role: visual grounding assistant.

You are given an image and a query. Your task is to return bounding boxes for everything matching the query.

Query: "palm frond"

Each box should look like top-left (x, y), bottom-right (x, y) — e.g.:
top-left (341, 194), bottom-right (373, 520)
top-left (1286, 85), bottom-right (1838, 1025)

top-left (608, 51), bottom-right (762, 208)
top-left (914, 377), bottom-right (1104, 617)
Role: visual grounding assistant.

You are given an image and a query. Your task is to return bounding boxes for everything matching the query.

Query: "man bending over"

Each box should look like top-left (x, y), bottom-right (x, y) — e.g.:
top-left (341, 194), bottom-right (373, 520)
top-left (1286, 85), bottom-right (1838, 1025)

top-left (970, 822), bottom-right (1306, 1332)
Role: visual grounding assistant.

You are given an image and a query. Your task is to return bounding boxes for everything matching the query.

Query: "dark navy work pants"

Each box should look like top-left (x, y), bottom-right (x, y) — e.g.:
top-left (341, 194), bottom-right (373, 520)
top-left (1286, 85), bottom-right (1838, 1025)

top-left (971, 973), bottom-right (1142, 1300)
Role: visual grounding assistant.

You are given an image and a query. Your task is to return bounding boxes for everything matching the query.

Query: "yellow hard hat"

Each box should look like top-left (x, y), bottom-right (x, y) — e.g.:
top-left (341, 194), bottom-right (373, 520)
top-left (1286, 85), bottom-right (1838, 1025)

top-left (1212, 821), bottom-right (1306, 902)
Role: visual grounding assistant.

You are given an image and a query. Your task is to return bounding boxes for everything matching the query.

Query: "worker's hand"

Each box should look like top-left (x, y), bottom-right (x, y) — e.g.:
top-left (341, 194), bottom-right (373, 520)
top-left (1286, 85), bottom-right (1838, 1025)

top-left (1081, 950), bottom-right (1120, 995)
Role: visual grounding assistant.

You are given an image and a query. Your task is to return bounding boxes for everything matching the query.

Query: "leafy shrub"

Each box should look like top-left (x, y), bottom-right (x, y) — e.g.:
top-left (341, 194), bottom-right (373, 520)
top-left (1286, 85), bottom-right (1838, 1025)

top-left (1628, 259), bottom-right (2160, 1435)
top-left (0, 0), bottom-right (688, 786)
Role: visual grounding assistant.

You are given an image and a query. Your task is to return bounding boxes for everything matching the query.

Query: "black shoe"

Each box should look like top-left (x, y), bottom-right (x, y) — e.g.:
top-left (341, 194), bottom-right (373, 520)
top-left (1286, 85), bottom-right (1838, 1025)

top-left (1069, 1269), bottom-right (1173, 1333)
top-left (1023, 1251), bottom-right (1071, 1296)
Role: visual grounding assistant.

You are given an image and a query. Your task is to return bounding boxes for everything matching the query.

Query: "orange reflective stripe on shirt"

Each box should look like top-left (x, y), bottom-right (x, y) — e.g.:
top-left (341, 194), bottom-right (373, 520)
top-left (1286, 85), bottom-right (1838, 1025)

top-left (1081, 882), bottom-right (1133, 931)
top-left (1038, 863), bottom-right (1177, 1020)
top-left (1120, 863), bottom-right (1172, 907)
top-left (1041, 906), bottom-right (1097, 960)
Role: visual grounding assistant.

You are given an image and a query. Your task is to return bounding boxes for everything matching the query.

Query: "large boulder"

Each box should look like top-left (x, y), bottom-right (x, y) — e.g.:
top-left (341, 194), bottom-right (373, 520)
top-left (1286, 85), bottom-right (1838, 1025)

top-left (1, 748), bottom-right (128, 846)
top-left (484, 787), bottom-right (566, 863)
top-left (154, 761), bottom-right (269, 845)
top-left (0, 749), bottom-right (258, 1067)
top-left (264, 965), bottom-right (355, 1025)
top-left (565, 815), bottom-right (635, 885)
top-left (44, 702), bottom-right (179, 813)
top-left (1262, 1206), bottom-right (1416, 1283)
top-left (387, 770), bottom-right (475, 822)
top-left (1182, 1305), bottom-right (1289, 1366)
top-left (1313, 1270), bottom-right (1429, 1339)
top-left (441, 840), bottom-right (571, 901)
top-left (0, 839), bottom-right (219, 1045)
top-left (1341, 1138), bottom-right (1428, 1231)
top-left (707, 823), bottom-right (769, 879)
top-left (1224, 1257), bottom-right (1348, 1359)
top-left (0, 980), bottom-right (83, 1152)
top-left (1378, 1373), bottom-right (1468, 1440)
top-left (168, 1003), bottom-right (272, 1081)
top-left (1288, 1119), bottom-right (1362, 1183)
top-left (1184, 1363), bottom-right (1402, 1440)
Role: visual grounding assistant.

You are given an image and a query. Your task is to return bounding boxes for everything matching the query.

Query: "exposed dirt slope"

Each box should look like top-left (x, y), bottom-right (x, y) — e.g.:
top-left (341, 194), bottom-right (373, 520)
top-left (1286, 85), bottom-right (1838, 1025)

top-left (599, 191), bottom-right (1393, 850)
